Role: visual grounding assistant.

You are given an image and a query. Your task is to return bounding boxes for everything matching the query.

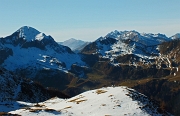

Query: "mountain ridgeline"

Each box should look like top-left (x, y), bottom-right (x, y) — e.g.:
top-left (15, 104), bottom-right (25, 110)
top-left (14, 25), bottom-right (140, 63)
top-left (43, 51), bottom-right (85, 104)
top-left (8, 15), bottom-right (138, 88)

top-left (1, 26), bottom-right (180, 115)
top-left (58, 38), bottom-right (90, 53)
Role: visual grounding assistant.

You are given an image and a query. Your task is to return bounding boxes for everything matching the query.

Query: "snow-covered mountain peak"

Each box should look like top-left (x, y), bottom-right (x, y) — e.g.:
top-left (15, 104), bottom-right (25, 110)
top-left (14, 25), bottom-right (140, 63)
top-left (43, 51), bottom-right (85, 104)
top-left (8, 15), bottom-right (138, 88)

top-left (98, 30), bottom-right (170, 46)
top-left (82, 30), bottom-right (172, 64)
top-left (120, 30), bottom-right (140, 39)
top-left (16, 26), bottom-right (47, 42)
top-left (96, 36), bottom-right (104, 41)
top-left (171, 33), bottom-right (180, 39)
top-left (140, 33), bottom-right (168, 39)
top-left (105, 30), bottom-right (122, 39)
top-left (104, 30), bottom-right (169, 41)
top-left (17, 26), bottom-right (39, 32)
top-left (68, 38), bottom-right (77, 41)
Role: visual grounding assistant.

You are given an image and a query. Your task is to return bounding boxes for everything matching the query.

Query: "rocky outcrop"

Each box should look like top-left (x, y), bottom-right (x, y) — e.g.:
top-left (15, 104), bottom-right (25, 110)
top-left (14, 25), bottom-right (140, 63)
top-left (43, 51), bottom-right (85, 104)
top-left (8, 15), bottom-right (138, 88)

top-left (0, 68), bottom-right (69, 103)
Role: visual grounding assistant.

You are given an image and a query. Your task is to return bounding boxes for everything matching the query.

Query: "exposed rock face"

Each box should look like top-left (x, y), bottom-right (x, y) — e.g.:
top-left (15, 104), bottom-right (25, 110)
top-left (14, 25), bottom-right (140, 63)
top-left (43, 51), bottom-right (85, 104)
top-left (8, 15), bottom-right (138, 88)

top-left (0, 68), bottom-right (69, 103)
top-left (0, 47), bottom-right (13, 64)
top-left (133, 79), bottom-right (180, 116)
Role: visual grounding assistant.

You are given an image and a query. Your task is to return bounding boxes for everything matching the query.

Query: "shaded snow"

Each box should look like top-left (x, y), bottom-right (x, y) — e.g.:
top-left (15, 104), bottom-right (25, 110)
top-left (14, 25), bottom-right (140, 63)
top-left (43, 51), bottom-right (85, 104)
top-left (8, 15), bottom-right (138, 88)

top-left (2, 44), bottom-right (86, 72)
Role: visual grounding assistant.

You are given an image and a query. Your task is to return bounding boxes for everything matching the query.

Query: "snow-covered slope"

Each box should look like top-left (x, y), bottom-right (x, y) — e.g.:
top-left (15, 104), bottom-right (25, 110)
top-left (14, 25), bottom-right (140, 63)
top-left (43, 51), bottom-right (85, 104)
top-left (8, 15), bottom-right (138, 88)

top-left (9, 86), bottom-right (168, 116)
top-left (59, 38), bottom-right (89, 51)
top-left (0, 26), bottom-right (86, 75)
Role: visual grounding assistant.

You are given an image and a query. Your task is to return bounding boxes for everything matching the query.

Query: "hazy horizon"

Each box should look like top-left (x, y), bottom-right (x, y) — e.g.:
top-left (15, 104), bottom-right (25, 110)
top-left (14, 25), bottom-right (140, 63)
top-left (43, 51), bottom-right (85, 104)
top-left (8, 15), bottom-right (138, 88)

top-left (1, 0), bottom-right (180, 41)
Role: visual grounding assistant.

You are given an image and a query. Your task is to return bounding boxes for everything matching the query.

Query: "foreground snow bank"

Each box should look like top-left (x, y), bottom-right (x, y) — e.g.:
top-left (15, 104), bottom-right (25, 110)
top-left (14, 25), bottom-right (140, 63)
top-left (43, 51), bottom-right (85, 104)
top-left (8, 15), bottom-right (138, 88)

top-left (9, 86), bottom-right (167, 116)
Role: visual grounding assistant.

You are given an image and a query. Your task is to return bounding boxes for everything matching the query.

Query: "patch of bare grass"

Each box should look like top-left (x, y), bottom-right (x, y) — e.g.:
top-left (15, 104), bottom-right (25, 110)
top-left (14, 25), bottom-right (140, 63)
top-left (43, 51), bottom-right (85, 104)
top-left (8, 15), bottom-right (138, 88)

top-left (101, 104), bottom-right (106, 106)
top-left (68, 98), bottom-right (81, 102)
top-left (76, 99), bottom-right (87, 104)
top-left (96, 89), bottom-right (107, 94)
top-left (68, 96), bottom-right (87, 104)
top-left (63, 106), bottom-right (72, 109)
top-left (29, 108), bottom-right (42, 112)
top-left (29, 108), bottom-right (58, 113)
top-left (44, 108), bottom-right (56, 112)
top-left (69, 96), bottom-right (87, 104)
top-left (0, 112), bottom-right (21, 116)
top-left (108, 94), bottom-right (114, 97)
top-left (34, 103), bottom-right (45, 107)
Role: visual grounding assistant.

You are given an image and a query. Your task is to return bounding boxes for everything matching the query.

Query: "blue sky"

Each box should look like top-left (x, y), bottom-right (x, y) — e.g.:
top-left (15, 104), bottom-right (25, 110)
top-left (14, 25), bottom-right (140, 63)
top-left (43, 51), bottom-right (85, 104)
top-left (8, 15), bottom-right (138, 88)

top-left (0, 0), bottom-right (180, 41)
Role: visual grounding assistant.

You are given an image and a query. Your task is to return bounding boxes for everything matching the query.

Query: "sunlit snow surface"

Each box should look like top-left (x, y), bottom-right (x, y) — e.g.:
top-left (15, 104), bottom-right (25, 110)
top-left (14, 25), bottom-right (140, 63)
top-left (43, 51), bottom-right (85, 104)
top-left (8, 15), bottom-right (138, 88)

top-left (8, 86), bottom-right (165, 116)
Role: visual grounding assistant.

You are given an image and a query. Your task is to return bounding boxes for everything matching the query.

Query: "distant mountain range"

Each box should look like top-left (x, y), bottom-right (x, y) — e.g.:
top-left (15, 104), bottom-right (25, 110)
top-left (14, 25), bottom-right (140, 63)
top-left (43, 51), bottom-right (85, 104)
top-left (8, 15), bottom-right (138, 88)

top-left (58, 38), bottom-right (90, 52)
top-left (82, 30), bottom-right (170, 58)
top-left (1, 26), bottom-right (180, 115)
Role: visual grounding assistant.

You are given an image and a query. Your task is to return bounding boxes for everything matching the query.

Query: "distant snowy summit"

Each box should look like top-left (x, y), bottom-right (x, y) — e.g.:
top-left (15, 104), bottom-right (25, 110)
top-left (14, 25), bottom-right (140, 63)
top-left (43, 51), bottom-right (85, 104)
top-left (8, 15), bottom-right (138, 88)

top-left (170, 33), bottom-right (180, 39)
top-left (82, 30), bottom-right (172, 59)
top-left (16, 26), bottom-right (46, 41)
top-left (9, 86), bottom-right (169, 116)
top-left (59, 38), bottom-right (90, 52)
top-left (0, 26), bottom-right (72, 53)
top-left (98, 30), bottom-right (170, 46)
